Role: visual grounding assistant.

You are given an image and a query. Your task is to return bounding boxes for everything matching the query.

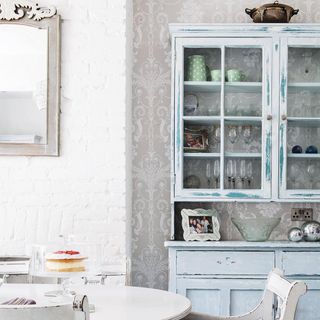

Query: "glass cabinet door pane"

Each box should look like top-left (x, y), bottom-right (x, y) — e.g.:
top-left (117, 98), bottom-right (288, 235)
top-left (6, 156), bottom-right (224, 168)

top-left (184, 48), bottom-right (221, 117)
top-left (286, 122), bottom-right (320, 190)
top-left (288, 48), bottom-right (320, 117)
top-left (285, 45), bottom-right (320, 192)
top-left (225, 92), bottom-right (262, 117)
top-left (224, 122), bottom-right (262, 154)
top-left (178, 38), bottom-right (271, 198)
top-left (184, 158), bottom-right (220, 189)
top-left (223, 47), bottom-right (263, 191)
top-left (183, 47), bottom-right (222, 190)
top-left (225, 48), bottom-right (262, 82)
top-left (224, 157), bottom-right (261, 190)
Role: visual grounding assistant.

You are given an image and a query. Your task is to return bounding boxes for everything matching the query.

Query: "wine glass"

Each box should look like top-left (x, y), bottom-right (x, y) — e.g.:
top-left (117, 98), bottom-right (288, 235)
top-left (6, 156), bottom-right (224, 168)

top-left (307, 163), bottom-right (318, 189)
top-left (206, 161), bottom-right (212, 188)
top-left (226, 159), bottom-right (234, 189)
top-left (246, 161), bottom-right (253, 188)
top-left (228, 126), bottom-right (238, 144)
top-left (239, 160), bottom-right (246, 189)
top-left (288, 163), bottom-right (301, 189)
top-left (243, 126), bottom-right (252, 144)
top-left (214, 126), bottom-right (221, 151)
top-left (232, 160), bottom-right (237, 188)
top-left (213, 160), bottom-right (220, 188)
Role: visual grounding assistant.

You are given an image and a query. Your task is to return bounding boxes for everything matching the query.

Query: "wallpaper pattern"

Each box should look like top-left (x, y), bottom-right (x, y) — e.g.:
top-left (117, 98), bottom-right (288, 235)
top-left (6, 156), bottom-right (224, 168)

top-left (132, 0), bottom-right (320, 289)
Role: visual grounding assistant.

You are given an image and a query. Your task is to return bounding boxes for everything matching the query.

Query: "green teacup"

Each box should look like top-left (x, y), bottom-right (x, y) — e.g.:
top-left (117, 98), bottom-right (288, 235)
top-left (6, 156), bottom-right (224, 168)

top-left (187, 55), bottom-right (207, 81)
top-left (210, 69), bottom-right (221, 82)
top-left (226, 69), bottom-right (246, 82)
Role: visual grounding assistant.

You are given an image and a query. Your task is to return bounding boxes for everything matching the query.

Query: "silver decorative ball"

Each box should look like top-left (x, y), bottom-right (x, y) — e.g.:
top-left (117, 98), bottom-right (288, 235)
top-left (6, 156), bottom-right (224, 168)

top-left (301, 221), bottom-right (320, 242)
top-left (288, 227), bottom-right (303, 242)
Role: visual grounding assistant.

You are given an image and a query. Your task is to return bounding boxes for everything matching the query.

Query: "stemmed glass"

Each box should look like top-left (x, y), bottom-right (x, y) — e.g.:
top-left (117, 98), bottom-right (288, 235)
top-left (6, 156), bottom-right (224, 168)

top-left (288, 163), bottom-right (300, 189)
top-left (213, 160), bottom-right (220, 188)
top-left (226, 160), bottom-right (236, 189)
top-left (307, 163), bottom-right (318, 189)
top-left (214, 126), bottom-right (221, 151)
top-left (246, 161), bottom-right (253, 188)
top-left (228, 126), bottom-right (238, 144)
top-left (239, 160), bottom-right (246, 189)
top-left (243, 126), bottom-right (252, 144)
top-left (226, 160), bottom-right (232, 189)
top-left (206, 161), bottom-right (212, 188)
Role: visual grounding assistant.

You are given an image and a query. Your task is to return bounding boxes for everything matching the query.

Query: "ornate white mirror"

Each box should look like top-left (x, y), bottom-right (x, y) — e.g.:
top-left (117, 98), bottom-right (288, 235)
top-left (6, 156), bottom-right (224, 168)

top-left (0, 0), bottom-right (60, 156)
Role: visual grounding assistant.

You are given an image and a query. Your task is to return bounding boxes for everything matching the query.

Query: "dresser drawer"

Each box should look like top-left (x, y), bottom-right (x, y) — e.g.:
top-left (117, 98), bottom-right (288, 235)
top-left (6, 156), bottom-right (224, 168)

top-left (283, 252), bottom-right (320, 276)
top-left (176, 251), bottom-right (274, 275)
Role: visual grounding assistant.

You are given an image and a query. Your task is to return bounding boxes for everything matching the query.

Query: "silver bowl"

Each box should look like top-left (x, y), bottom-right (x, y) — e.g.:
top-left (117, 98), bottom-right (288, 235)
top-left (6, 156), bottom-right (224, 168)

top-left (232, 217), bottom-right (281, 242)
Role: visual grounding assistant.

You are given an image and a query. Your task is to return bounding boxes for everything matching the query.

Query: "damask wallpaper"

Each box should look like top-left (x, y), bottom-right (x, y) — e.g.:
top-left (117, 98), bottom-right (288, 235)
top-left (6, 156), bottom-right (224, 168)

top-left (132, 0), bottom-right (320, 289)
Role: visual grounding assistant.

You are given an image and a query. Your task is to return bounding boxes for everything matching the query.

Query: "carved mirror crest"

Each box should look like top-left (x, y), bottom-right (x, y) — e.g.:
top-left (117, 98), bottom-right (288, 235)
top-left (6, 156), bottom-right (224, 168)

top-left (0, 0), bottom-right (60, 156)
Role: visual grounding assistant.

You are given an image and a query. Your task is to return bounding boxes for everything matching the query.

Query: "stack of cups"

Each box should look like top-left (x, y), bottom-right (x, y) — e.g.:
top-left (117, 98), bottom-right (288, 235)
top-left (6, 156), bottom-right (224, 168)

top-left (187, 55), bottom-right (207, 81)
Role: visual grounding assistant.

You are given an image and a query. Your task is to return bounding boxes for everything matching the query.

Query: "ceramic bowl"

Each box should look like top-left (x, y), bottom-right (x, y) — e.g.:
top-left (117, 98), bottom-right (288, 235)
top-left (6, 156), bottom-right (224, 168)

top-left (231, 217), bottom-right (281, 242)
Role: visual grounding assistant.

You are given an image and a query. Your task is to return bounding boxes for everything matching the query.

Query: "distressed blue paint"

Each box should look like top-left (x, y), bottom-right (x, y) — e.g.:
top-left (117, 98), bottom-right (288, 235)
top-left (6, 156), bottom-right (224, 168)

top-left (176, 74), bottom-right (181, 170)
top-left (267, 74), bottom-right (271, 107)
top-left (168, 242), bottom-right (320, 316)
top-left (226, 192), bottom-right (261, 199)
top-left (266, 131), bottom-right (271, 181)
top-left (281, 71), bottom-right (287, 103)
top-left (281, 27), bottom-right (320, 33)
top-left (179, 26), bottom-right (270, 33)
top-left (292, 194), bottom-right (320, 197)
top-left (192, 192), bottom-right (261, 199)
top-left (279, 124), bottom-right (284, 185)
top-left (192, 192), bottom-right (221, 197)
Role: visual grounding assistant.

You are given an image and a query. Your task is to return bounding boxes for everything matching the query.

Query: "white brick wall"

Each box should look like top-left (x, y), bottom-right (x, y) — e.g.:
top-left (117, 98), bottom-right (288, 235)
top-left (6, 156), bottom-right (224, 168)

top-left (0, 0), bottom-right (131, 277)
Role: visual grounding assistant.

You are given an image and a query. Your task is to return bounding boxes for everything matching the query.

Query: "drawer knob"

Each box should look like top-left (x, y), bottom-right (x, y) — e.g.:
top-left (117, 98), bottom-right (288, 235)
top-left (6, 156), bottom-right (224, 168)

top-left (217, 257), bottom-right (236, 265)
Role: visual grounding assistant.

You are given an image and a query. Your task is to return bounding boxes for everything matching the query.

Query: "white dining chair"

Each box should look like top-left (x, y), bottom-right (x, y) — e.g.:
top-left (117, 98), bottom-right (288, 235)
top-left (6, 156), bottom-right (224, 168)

top-left (0, 294), bottom-right (90, 320)
top-left (184, 268), bottom-right (307, 320)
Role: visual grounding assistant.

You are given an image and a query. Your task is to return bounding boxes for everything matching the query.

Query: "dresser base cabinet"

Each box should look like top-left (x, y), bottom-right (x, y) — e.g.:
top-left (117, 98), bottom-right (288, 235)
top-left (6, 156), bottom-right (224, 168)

top-left (177, 278), bottom-right (265, 316)
top-left (166, 241), bottom-right (320, 319)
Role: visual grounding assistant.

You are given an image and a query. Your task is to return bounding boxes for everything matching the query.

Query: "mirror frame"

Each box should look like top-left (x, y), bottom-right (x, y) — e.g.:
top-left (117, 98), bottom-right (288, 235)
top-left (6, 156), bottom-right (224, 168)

top-left (0, 1), bottom-right (60, 156)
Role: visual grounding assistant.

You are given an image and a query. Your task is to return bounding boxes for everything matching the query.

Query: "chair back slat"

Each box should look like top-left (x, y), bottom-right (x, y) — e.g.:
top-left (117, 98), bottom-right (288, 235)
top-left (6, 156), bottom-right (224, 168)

top-left (265, 269), bottom-right (307, 320)
top-left (266, 271), bottom-right (293, 301)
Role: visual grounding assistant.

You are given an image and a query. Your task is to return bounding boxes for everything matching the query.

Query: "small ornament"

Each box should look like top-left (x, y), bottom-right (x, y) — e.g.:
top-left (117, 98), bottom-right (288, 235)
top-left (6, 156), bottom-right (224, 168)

top-left (301, 221), bottom-right (320, 242)
top-left (288, 227), bottom-right (303, 242)
top-left (306, 145), bottom-right (318, 154)
top-left (292, 145), bottom-right (302, 154)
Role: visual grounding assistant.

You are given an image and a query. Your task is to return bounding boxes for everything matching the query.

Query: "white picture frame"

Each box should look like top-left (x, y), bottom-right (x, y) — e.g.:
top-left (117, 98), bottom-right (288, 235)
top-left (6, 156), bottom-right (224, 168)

top-left (181, 208), bottom-right (221, 241)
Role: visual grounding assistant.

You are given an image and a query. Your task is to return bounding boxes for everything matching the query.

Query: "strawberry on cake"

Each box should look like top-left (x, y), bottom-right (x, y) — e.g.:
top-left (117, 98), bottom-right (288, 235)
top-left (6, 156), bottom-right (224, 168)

top-left (45, 250), bottom-right (87, 272)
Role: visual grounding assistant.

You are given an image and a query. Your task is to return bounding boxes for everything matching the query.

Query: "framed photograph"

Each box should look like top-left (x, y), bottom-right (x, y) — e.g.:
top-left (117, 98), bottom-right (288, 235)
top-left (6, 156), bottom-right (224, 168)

top-left (181, 208), bottom-right (220, 241)
top-left (184, 128), bottom-right (209, 152)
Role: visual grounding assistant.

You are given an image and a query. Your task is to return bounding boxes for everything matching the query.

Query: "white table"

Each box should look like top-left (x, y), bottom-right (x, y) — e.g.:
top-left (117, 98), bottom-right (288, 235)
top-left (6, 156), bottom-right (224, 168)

top-left (0, 284), bottom-right (191, 320)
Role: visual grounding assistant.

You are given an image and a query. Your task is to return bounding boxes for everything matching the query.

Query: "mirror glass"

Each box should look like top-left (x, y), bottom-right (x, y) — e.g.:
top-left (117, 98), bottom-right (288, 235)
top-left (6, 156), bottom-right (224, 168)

top-left (0, 24), bottom-right (48, 145)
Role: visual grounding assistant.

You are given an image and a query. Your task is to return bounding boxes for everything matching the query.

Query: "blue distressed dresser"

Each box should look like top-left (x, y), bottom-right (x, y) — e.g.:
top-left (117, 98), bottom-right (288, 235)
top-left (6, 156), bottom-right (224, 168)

top-left (166, 241), bottom-right (320, 319)
top-left (168, 24), bottom-right (320, 319)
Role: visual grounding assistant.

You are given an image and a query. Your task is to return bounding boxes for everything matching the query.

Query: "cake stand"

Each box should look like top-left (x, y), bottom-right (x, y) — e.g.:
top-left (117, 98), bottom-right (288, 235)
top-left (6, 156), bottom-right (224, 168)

top-left (30, 269), bottom-right (125, 313)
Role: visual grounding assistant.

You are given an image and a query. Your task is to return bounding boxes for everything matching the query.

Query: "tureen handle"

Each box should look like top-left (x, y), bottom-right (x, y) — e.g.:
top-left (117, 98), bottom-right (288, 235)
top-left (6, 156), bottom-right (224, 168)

top-left (286, 8), bottom-right (299, 22)
top-left (245, 8), bottom-right (252, 16)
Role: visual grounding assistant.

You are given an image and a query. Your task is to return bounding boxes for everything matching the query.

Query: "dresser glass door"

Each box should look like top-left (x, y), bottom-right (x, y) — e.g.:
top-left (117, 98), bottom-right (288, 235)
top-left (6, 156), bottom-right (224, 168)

top-left (280, 38), bottom-right (320, 199)
top-left (175, 38), bottom-right (272, 199)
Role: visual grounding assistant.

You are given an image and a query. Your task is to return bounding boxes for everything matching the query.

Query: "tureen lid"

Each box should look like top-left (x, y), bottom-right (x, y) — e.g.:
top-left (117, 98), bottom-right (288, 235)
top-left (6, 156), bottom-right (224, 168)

top-left (256, 0), bottom-right (294, 10)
